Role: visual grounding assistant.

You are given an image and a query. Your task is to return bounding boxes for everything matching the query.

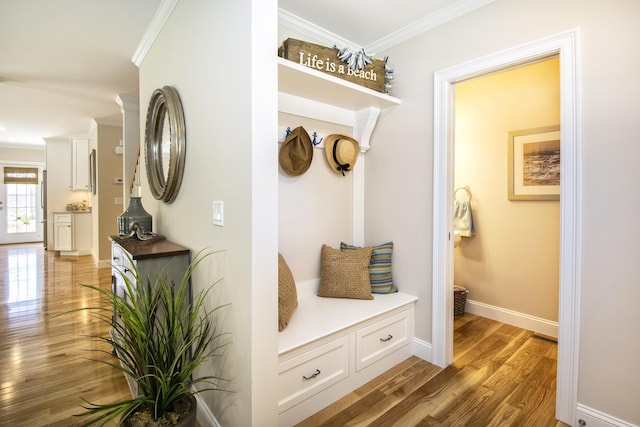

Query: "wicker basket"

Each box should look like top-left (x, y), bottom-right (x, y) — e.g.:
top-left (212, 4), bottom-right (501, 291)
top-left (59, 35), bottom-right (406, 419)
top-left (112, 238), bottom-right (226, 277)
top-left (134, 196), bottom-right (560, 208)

top-left (453, 286), bottom-right (468, 316)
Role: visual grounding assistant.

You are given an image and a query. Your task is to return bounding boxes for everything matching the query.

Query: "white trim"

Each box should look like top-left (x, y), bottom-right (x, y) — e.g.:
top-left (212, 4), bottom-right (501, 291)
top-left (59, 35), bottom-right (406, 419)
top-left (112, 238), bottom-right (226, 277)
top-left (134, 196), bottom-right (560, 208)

top-left (432, 28), bottom-right (581, 426)
top-left (132, 0), bottom-right (180, 67)
top-left (116, 94), bottom-right (140, 113)
top-left (465, 299), bottom-right (559, 338)
top-left (278, 1), bottom-right (497, 55)
top-left (412, 337), bottom-right (433, 363)
top-left (278, 8), bottom-right (360, 52)
top-left (0, 160), bottom-right (45, 166)
top-left (577, 404), bottom-right (639, 427)
top-left (366, 0), bottom-right (497, 53)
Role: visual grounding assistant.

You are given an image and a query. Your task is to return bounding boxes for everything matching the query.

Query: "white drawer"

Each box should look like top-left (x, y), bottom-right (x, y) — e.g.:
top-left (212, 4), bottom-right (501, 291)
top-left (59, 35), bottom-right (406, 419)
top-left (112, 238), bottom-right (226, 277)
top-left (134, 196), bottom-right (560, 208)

top-left (54, 213), bottom-right (73, 223)
top-left (278, 335), bottom-right (349, 412)
top-left (355, 310), bottom-right (411, 371)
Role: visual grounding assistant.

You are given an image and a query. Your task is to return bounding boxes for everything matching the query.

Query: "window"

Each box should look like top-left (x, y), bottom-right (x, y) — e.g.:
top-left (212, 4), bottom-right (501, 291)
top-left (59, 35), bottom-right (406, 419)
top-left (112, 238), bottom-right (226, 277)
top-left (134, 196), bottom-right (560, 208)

top-left (3, 167), bottom-right (38, 234)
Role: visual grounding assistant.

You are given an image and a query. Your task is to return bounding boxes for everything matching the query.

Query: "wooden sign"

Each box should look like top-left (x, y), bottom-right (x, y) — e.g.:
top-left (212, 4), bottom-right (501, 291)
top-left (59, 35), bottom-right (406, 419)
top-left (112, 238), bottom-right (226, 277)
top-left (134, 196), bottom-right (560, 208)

top-left (279, 38), bottom-right (387, 93)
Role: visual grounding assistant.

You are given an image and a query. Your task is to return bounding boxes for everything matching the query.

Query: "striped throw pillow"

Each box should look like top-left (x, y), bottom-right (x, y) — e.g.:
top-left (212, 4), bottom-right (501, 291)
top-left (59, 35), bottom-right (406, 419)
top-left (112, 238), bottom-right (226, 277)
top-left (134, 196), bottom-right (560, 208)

top-left (340, 241), bottom-right (397, 294)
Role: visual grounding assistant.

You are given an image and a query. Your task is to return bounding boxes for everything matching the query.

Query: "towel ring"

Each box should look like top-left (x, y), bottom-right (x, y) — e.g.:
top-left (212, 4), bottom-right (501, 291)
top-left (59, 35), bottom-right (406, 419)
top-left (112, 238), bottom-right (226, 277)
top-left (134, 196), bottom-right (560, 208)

top-left (454, 186), bottom-right (472, 201)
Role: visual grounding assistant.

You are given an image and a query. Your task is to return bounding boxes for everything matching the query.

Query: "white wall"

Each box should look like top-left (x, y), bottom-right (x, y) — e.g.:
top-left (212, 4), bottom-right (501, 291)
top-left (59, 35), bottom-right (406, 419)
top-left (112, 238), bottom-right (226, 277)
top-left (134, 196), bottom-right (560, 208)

top-left (0, 145), bottom-right (45, 163)
top-left (137, 0), bottom-right (278, 425)
top-left (278, 113), bottom-right (355, 282)
top-left (454, 58), bottom-right (560, 322)
top-left (368, 0), bottom-right (640, 423)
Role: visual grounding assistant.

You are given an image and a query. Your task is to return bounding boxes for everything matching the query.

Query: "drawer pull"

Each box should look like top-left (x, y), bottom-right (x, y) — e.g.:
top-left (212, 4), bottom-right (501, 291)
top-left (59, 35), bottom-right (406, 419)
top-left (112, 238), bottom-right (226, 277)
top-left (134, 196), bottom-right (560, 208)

top-left (123, 268), bottom-right (131, 273)
top-left (302, 369), bottom-right (321, 381)
top-left (380, 334), bottom-right (393, 342)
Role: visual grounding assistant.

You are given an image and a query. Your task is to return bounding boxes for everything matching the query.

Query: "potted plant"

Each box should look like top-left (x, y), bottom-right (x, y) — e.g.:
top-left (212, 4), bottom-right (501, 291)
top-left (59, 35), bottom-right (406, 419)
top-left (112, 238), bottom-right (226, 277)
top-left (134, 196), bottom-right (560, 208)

top-left (67, 251), bottom-right (229, 427)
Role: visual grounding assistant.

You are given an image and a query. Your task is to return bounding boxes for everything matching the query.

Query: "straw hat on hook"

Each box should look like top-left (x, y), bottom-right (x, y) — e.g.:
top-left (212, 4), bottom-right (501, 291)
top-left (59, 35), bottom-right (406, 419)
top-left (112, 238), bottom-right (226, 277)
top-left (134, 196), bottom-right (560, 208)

top-left (279, 126), bottom-right (313, 176)
top-left (324, 134), bottom-right (360, 176)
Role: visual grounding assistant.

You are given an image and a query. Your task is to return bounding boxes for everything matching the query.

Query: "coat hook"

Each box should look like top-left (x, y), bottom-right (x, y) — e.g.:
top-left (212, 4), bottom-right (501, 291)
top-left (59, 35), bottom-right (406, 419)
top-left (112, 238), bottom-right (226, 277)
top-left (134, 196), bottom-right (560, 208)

top-left (312, 132), bottom-right (323, 146)
top-left (284, 127), bottom-right (292, 138)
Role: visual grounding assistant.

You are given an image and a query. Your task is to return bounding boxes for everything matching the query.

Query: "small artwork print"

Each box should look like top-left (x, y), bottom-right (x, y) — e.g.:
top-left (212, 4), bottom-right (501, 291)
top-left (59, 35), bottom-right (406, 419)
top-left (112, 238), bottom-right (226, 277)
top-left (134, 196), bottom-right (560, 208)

top-left (522, 139), bottom-right (560, 186)
top-left (508, 126), bottom-right (560, 201)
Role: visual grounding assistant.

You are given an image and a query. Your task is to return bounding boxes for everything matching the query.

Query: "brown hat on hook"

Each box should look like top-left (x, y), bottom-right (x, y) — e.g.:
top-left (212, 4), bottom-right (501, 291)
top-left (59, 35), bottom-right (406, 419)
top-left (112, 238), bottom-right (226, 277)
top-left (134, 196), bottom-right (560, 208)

top-left (324, 134), bottom-right (360, 176)
top-left (279, 126), bottom-right (313, 176)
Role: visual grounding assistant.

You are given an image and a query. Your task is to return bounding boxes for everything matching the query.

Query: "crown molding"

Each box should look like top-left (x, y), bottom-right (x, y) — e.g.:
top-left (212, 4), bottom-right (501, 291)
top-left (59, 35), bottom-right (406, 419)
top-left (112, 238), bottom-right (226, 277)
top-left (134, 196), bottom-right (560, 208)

top-left (278, 0), bottom-right (496, 55)
top-left (366, 0), bottom-right (497, 52)
top-left (116, 94), bottom-right (140, 113)
top-left (132, 0), bottom-right (180, 67)
top-left (278, 8), bottom-right (361, 52)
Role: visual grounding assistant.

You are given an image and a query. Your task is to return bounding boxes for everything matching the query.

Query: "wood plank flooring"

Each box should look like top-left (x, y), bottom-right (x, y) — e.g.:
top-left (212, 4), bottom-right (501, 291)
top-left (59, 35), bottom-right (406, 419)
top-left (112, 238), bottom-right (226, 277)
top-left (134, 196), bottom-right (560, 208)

top-left (0, 244), bottom-right (130, 426)
top-left (297, 314), bottom-right (567, 427)
top-left (0, 243), bottom-right (567, 426)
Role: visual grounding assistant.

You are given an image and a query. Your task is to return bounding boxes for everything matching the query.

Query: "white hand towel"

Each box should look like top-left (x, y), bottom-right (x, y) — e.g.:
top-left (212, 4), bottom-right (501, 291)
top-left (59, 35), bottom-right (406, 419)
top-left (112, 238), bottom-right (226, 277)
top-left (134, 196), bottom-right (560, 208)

top-left (454, 200), bottom-right (475, 237)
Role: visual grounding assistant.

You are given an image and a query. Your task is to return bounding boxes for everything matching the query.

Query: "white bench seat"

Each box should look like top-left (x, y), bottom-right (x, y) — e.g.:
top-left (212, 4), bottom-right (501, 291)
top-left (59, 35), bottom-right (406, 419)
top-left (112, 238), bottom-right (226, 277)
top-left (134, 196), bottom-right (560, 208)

top-left (277, 279), bottom-right (418, 426)
top-left (279, 282), bottom-right (418, 354)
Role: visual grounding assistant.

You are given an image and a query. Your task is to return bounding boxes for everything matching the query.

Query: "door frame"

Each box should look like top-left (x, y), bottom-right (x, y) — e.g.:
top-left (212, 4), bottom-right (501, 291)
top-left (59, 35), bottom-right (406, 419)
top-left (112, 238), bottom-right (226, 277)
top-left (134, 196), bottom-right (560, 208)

top-left (431, 28), bottom-right (581, 425)
top-left (0, 161), bottom-right (46, 244)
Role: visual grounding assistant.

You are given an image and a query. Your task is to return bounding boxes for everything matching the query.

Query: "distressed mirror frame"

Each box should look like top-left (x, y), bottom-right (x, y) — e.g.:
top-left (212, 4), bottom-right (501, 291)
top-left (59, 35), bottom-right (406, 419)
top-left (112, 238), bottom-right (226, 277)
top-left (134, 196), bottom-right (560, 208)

top-left (144, 85), bottom-right (186, 203)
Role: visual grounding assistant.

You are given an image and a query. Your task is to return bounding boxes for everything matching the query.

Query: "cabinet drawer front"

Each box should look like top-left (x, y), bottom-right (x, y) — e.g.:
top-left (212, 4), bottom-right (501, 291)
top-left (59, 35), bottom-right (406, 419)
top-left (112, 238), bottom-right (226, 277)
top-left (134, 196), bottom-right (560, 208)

top-left (112, 244), bottom-right (127, 269)
top-left (54, 214), bottom-right (73, 223)
top-left (278, 335), bottom-right (349, 412)
top-left (356, 310), bottom-right (410, 371)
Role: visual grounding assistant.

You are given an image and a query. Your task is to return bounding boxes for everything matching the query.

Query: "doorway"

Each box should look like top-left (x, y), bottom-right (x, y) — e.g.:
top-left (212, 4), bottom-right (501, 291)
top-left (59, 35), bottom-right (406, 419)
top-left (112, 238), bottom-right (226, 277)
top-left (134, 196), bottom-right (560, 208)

top-left (0, 164), bottom-right (45, 244)
top-left (431, 29), bottom-right (581, 425)
top-left (453, 57), bottom-right (560, 340)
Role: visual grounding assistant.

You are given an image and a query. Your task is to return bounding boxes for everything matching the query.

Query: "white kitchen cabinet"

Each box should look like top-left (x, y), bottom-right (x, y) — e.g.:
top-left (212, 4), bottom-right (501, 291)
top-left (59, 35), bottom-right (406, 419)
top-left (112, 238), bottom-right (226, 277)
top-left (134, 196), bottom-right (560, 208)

top-left (53, 211), bottom-right (92, 255)
top-left (72, 138), bottom-right (90, 190)
top-left (53, 213), bottom-right (73, 251)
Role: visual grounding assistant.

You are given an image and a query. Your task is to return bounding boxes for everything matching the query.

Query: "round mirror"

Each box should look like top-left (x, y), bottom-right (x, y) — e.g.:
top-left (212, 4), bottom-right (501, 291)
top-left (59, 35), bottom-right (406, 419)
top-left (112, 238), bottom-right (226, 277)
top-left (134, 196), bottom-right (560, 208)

top-left (144, 86), bottom-right (186, 203)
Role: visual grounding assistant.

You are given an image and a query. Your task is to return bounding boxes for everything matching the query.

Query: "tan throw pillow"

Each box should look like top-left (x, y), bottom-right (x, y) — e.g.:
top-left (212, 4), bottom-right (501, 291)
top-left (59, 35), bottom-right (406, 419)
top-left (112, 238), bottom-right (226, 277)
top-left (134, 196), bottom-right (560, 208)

top-left (278, 253), bottom-right (298, 331)
top-left (318, 244), bottom-right (373, 300)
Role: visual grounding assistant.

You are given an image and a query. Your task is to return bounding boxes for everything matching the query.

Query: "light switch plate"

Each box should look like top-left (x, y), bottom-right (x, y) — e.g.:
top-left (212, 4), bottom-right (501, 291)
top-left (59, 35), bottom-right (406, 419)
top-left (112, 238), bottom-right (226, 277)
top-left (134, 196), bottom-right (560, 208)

top-left (212, 201), bottom-right (224, 226)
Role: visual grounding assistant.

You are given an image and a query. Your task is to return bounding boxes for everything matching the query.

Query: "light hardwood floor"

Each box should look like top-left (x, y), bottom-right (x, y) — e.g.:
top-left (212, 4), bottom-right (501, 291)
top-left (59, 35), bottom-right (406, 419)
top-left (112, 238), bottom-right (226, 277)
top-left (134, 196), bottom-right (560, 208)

top-left (1, 243), bottom-right (567, 426)
top-left (0, 244), bottom-right (130, 426)
top-left (297, 314), bottom-right (568, 426)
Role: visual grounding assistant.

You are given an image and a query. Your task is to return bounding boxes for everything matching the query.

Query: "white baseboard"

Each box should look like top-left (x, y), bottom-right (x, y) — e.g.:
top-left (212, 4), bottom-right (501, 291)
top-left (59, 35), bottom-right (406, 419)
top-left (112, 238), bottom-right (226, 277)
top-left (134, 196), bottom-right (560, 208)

top-left (194, 392), bottom-right (222, 427)
top-left (577, 403), bottom-right (638, 427)
top-left (465, 299), bottom-right (558, 338)
top-left (412, 337), bottom-right (433, 363)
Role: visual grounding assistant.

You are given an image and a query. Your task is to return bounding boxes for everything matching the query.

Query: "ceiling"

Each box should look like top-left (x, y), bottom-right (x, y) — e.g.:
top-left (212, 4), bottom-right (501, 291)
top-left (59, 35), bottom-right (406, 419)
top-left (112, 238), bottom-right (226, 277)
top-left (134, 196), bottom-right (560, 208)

top-left (0, 0), bottom-right (162, 148)
top-left (0, 0), bottom-right (484, 149)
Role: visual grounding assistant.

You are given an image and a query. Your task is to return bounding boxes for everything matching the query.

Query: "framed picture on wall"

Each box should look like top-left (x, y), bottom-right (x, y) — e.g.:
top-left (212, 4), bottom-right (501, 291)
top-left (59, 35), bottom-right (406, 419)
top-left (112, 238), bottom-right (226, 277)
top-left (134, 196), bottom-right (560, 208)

top-left (508, 125), bottom-right (560, 201)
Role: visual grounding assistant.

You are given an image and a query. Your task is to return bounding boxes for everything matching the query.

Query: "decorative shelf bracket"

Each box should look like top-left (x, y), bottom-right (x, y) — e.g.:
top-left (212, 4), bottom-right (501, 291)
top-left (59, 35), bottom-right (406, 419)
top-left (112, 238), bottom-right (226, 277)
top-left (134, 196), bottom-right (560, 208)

top-left (354, 106), bottom-right (381, 153)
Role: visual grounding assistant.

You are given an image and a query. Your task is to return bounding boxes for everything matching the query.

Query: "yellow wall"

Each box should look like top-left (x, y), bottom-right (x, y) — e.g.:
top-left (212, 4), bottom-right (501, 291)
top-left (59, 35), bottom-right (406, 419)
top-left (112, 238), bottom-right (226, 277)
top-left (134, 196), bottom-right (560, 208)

top-left (454, 58), bottom-right (560, 321)
top-left (90, 122), bottom-right (123, 264)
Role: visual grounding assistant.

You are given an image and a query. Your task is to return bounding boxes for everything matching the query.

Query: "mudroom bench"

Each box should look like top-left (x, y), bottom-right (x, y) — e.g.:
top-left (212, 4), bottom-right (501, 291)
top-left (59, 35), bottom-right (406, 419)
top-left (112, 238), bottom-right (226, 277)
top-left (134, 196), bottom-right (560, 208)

top-left (277, 279), bottom-right (418, 426)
